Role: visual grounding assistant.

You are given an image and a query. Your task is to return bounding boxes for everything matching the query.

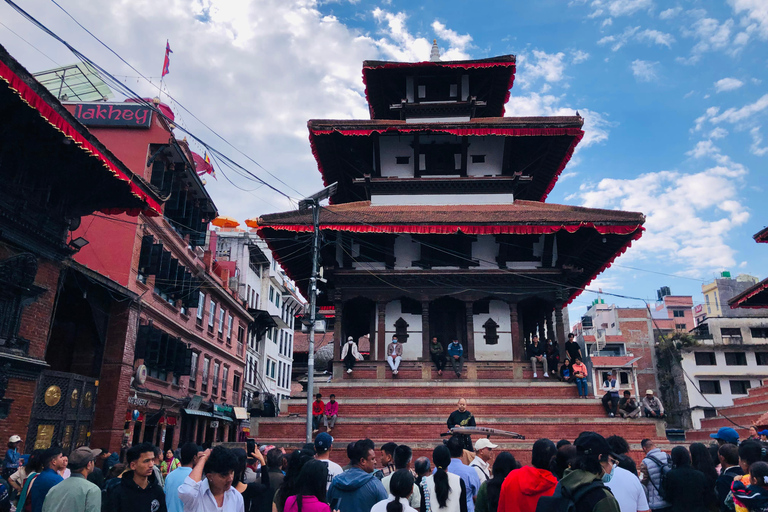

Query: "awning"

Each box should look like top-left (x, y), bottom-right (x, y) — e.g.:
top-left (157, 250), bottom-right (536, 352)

top-left (233, 407), bottom-right (249, 420)
top-left (213, 414), bottom-right (233, 422)
top-left (183, 409), bottom-right (213, 418)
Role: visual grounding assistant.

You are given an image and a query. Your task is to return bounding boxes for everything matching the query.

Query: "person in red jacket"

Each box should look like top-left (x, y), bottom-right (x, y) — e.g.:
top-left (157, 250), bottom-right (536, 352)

top-left (312, 393), bottom-right (325, 434)
top-left (498, 438), bottom-right (558, 512)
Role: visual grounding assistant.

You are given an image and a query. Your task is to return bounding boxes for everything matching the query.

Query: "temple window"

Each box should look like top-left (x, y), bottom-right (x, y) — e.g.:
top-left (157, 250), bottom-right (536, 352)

top-left (471, 154), bottom-right (485, 163)
top-left (394, 317), bottom-right (410, 343)
top-left (396, 156), bottom-right (410, 165)
top-left (483, 318), bottom-right (499, 345)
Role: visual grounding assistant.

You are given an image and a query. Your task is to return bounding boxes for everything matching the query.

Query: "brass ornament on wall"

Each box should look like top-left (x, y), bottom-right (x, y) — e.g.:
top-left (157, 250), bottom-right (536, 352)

top-left (44, 385), bottom-right (61, 407)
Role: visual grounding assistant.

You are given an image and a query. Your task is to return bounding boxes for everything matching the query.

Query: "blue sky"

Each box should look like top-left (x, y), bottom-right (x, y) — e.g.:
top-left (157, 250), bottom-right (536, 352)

top-left (1, 0), bottom-right (766, 321)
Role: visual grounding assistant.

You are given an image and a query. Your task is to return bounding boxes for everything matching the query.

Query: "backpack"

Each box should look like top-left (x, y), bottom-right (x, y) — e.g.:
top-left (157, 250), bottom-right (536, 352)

top-left (536, 480), bottom-right (613, 512)
top-left (645, 454), bottom-right (672, 500)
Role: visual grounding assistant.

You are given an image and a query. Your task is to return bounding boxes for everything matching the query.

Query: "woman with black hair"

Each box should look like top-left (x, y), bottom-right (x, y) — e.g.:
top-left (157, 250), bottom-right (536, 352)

top-left (663, 446), bottom-right (710, 512)
top-left (730, 440), bottom-right (767, 512)
top-left (283, 459), bottom-right (330, 512)
top-left (373, 469), bottom-right (418, 512)
top-left (420, 445), bottom-right (467, 512)
top-left (476, 452), bottom-right (519, 512)
top-left (690, 442), bottom-right (719, 510)
top-left (273, 450), bottom-right (314, 512)
top-left (232, 448), bottom-right (269, 512)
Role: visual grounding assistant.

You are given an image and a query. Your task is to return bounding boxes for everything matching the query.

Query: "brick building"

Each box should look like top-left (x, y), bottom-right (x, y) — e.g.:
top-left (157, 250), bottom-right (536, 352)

top-left (47, 95), bottom-right (254, 451)
top-left (0, 45), bottom-right (162, 453)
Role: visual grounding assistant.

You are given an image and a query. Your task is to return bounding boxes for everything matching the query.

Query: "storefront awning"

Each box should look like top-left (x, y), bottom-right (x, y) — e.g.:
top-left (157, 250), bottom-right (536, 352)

top-left (183, 409), bottom-right (213, 418)
top-left (213, 414), bottom-right (233, 422)
top-left (233, 407), bottom-right (248, 420)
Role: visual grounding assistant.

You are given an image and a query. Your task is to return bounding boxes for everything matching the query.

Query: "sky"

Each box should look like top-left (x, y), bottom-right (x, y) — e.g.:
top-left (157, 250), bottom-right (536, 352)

top-left (1, 0), bottom-right (767, 322)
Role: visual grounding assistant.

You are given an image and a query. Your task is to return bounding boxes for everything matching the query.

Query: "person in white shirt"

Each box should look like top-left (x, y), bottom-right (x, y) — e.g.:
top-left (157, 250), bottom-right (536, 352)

top-left (469, 439), bottom-right (497, 484)
top-left (372, 469), bottom-right (418, 512)
top-left (602, 455), bottom-right (650, 512)
top-left (314, 433), bottom-right (343, 490)
top-left (178, 446), bottom-right (245, 512)
top-left (382, 445), bottom-right (420, 510)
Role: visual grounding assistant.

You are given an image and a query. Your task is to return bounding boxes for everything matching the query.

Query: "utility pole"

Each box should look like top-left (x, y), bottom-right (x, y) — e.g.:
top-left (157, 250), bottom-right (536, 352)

top-left (299, 183), bottom-right (337, 443)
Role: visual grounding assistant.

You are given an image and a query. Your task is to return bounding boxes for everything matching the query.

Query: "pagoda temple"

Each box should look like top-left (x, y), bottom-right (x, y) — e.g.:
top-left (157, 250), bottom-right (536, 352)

top-left (258, 44), bottom-right (645, 372)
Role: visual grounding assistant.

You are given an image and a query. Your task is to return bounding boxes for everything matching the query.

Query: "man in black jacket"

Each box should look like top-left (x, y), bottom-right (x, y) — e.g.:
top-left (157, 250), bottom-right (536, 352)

top-left (527, 336), bottom-right (548, 378)
top-left (106, 442), bottom-right (166, 512)
top-left (716, 443), bottom-right (743, 512)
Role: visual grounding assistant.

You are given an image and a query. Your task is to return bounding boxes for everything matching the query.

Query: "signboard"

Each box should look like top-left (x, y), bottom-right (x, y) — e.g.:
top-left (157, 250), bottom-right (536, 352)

top-left (210, 421), bottom-right (219, 428)
top-left (694, 304), bottom-right (703, 314)
top-left (214, 404), bottom-right (233, 414)
top-left (128, 396), bottom-right (149, 407)
top-left (188, 395), bottom-right (203, 411)
top-left (72, 102), bottom-right (153, 128)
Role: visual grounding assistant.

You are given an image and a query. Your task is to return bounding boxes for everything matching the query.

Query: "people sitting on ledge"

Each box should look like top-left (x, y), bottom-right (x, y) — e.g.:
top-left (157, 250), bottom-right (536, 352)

top-left (559, 358), bottom-right (574, 383)
top-left (618, 390), bottom-right (641, 419)
top-left (429, 336), bottom-right (446, 376)
top-left (545, 338), bottom-right (560, 378)
top-left (448, 338), bottom-right (464, 378)
top-left (601, 370), bottom-right (620, 418)
top-left (641, 389), bottom-right (665, 418)
top-left (341, 336), bottom-right (364, 374)
top-left (386, 335), bottom-right (402, 376)
top-left (527, 335), bottom-right (549, 378)
top-left (571, 357), bottom-right (589, 398)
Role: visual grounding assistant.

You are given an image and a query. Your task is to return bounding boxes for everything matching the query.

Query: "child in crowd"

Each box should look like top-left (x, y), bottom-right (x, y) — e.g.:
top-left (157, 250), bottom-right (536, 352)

top-left (731, 461), bottom-right (768, 512)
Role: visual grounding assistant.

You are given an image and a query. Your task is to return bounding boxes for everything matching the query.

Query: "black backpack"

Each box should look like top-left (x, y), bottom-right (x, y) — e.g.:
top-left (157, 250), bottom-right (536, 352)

top-left (536, 480), bottom-right (613, 512)
top-left (646, 454), bottom-right (672, 500)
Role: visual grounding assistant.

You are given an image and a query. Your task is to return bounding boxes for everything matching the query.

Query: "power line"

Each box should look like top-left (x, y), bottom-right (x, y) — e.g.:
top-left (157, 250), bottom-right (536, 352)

top-left (0, 20), bottom-right (61, 67)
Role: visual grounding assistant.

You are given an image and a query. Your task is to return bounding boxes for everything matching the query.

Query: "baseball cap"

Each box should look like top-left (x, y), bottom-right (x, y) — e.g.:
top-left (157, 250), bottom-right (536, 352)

top-left (759, 430), bottom-right (768, 436)
top-left (710, 427), bottom-right (739, 444)
top-left (645, 389), bottom-right (654, 395)
top-left (474, 438), bottom-right (498, 451)
top-left (574, 432), bottom-right (612, 457)
top-left (8, 435), bottom-right (21, 443)
top-left (347, 336), bottom-right (353, 341)
top-left (69, 446), bottom-right (102, 467)
top-left (315, 432), bottom-right (333, 452)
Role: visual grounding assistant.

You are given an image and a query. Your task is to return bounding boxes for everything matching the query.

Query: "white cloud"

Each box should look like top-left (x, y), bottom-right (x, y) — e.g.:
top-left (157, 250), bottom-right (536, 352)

top-left (572, 50), bottom-right (590, 64)
top-left (517, 50), bottom-right (567, 87)
top-left (710, 94), bottom-right (768, 124)
top-left (589, 0), bottom-right (654, 17)
top-left (371, 9), bottom-right (471, 62)
top-left (709, 127), bottom-right (729, 139)
top-left (659, 7), bottom-right (682, 19)
top-left (597, 26), bottom-right (674, 51)
top-left (631, 59), bottom-right (659, 82)
top-left (431, 21), bottom-right (473, 52)
top-left (680, 15), bottom-right (749, 63)
top-left (750, 127), bottom-right (768, 156)
top-left (602, 18), bottom-right (613, 28)
top-left (728, 0), bottom-right (768, 39)
top-left (714, 77), bottom-right (744, 92)
top-left (575, 158), bottom-right (749, 272)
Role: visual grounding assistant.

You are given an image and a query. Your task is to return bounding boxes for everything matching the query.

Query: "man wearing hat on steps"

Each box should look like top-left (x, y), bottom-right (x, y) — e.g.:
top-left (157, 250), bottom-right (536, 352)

top-left (341, 336), bottom-right (364, 374)
top-left (42, 446), bottom-right (102, 512)
top-left (470, 438), bottom-right (498, 484)
top-left (641, 390), bottom-right (665, 418)
top-left (710, 427), bottom-right (740, 446)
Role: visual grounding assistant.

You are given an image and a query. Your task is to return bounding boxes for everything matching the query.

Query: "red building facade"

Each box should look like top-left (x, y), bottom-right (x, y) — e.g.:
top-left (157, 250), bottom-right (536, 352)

top-left (63, 100), bottom-right (251, 452)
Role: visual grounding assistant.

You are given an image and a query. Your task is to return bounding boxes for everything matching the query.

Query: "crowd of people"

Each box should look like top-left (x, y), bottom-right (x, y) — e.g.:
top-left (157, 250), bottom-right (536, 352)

top-left (4, 422), bottom-right (768, 512)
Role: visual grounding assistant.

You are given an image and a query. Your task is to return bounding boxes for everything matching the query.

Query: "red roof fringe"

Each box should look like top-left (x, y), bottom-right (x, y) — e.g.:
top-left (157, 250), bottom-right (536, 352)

top-left (309, 126), bottom-right (584, 203)
top-left (0, 59), bottom-right (162, 217)
top-left (260, 223), bottom-right (641, 236)
top-left (729, 278), bottom-right (768, 309)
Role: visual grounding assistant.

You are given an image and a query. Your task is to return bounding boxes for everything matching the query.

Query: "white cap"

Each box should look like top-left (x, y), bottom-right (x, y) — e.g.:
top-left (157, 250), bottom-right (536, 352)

top-left (645, 389), bottom-right (654, 395)
top-left (474, 438), bottom-right (498, 451)
top-left (8, 435), bottom-right (21, 443)
top-left (347, 336), bottom-right (353, 341)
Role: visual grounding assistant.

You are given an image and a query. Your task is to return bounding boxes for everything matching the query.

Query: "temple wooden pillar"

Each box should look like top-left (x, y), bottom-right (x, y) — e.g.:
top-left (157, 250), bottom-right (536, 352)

top-left (465, 301), bottom-right (475, 361)
top-left (334, 298), bottom-right (343, 360)
top-left (421, 301), bottom-right (430, 360)
top-left (555, 303), bottom-right (566, 355)
top-left (546, 313), bottom-right (555, 341)
top-left (538, 315), bottom-right (546, 341)
top-left (509, 303), bottom-right (524, 362)
top-left (377, 301), bottom-right (387, 361)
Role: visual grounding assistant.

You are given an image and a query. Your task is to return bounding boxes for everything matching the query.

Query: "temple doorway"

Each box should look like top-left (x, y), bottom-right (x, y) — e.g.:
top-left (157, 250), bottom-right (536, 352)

top-left (429, 297), bottom-right (466, 355)
top-left (341, 298), bottom-right (376, 358)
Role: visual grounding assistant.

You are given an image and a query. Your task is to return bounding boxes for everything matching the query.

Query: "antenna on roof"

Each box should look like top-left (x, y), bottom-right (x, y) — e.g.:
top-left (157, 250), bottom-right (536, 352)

top-left (430, 39), bottom-right (441, 62)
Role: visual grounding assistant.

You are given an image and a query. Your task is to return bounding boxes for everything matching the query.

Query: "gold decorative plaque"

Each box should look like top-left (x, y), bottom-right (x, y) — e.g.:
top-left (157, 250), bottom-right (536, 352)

top-left (62, 425), bottom-right (73, 452)
top-left (34, 425), bottom-right (54, 450)
top-left (83, 391), bottom-right (93, 409)
top-left (44, 386), bottom-right (61, 407)
top-left (76, 425), bottom-right (88, 448)
top-left (70, 388), bottom-right (79, 408)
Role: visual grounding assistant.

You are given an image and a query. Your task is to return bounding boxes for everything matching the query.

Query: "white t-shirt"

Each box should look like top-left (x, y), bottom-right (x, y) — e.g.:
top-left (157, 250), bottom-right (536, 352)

top-left (319, 458), bottom-right (344, 490)
top-left (605, 466), bottom-right (649, 512)
top-left (371, 496), bottom-right (418, 512)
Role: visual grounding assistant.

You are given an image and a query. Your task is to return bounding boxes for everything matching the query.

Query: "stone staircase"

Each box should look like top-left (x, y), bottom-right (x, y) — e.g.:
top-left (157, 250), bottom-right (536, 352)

top-left (255, 373), bottom-right (667, 465)
top-left (687, 385), bottom-right (768, 442)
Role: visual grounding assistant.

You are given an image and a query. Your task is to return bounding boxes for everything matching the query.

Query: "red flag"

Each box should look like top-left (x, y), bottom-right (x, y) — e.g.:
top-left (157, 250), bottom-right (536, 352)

top-left (161, 40), bottom-right (172, 77)
top-left (192, 151), bottom-right (216, 180)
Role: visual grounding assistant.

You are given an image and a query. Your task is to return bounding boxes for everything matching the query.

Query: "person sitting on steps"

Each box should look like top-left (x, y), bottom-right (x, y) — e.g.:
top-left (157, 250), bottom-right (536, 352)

top-left (430, 336), bottom-right (446, 376)
top-left (341, 336), bottom-right (363, 374)
top-left (448, 338), bottom-right (464, 378)
top-left (527, 335), bottom-right (548, 378)
top-left (386, 336), bottom-right (403, 376)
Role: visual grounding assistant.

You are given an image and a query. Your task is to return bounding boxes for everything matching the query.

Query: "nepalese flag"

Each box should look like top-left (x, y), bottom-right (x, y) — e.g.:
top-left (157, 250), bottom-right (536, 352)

top-left (161, 40), bottom-right (172, 77)
top-left (192, 151), bottom-right (216, 180)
